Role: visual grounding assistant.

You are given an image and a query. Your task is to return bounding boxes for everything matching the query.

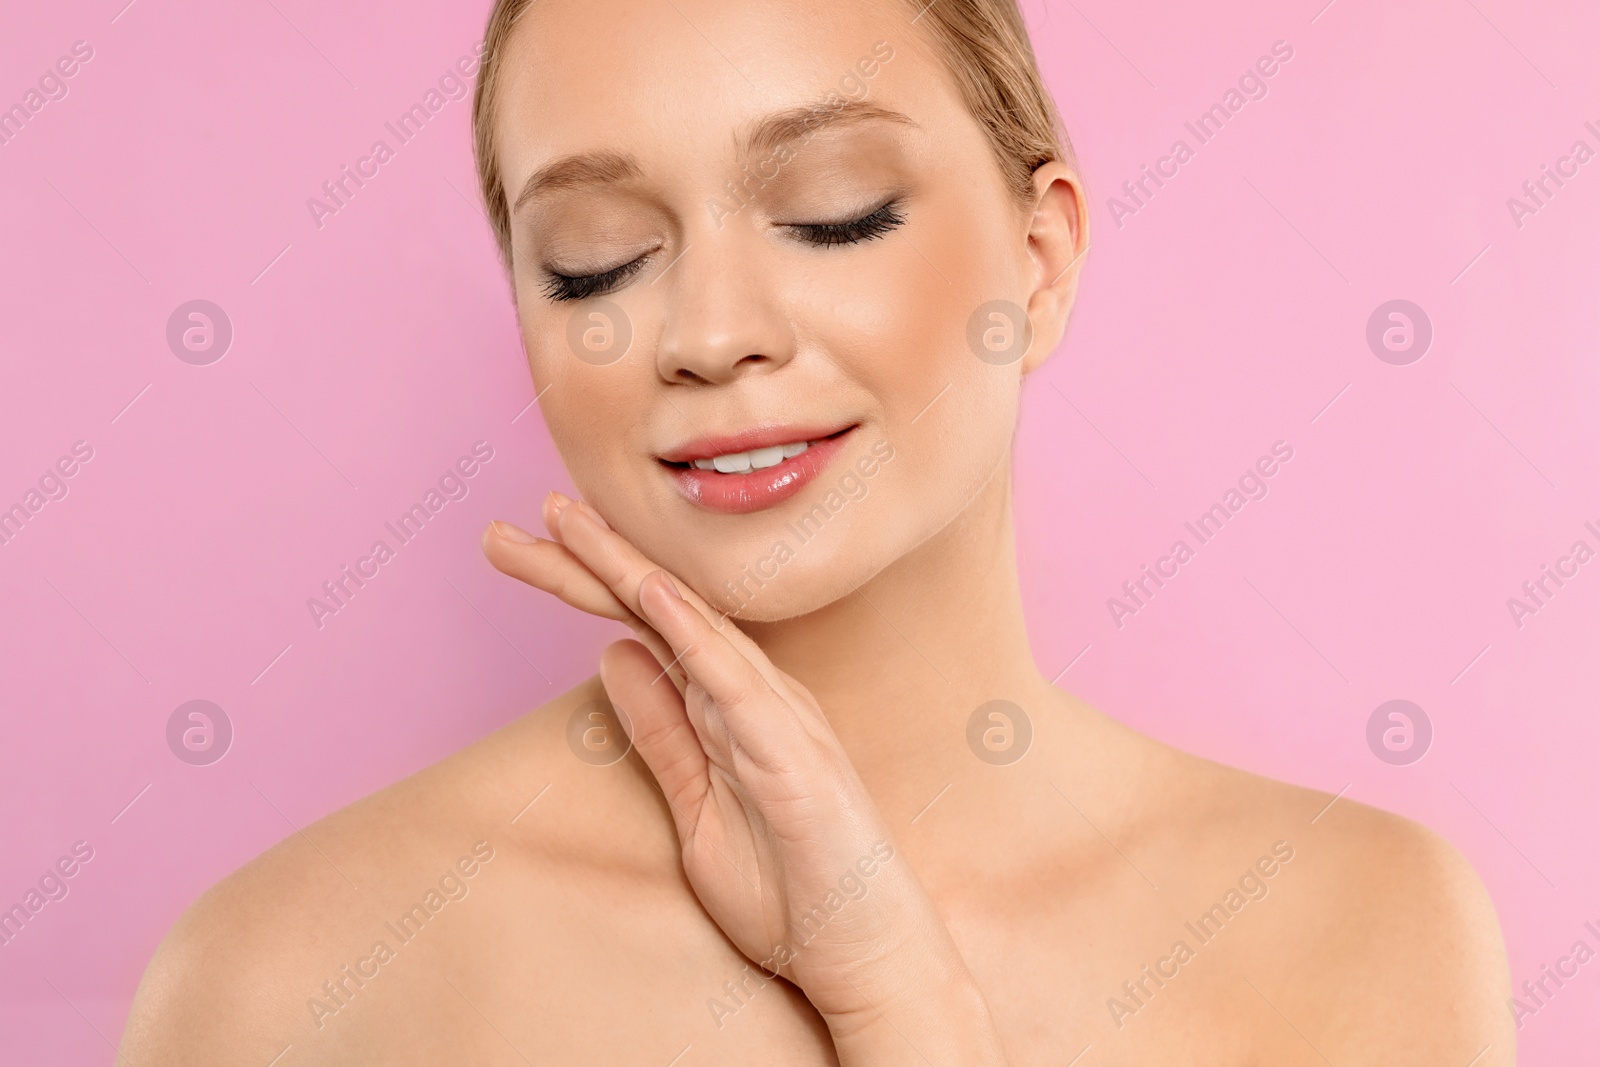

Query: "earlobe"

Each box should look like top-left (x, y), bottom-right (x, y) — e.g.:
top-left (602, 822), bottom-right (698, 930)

top-left (1021, 161), bottom-right (1091, 375)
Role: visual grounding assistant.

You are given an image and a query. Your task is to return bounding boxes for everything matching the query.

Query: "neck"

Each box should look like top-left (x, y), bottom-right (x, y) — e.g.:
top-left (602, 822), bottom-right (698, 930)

top-left (740, 459), bottom-right (1052, 814)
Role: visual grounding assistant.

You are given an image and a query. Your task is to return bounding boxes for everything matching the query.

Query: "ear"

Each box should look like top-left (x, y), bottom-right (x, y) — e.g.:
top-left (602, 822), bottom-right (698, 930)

top-left (1020, 160), bottom-right (1090, 376)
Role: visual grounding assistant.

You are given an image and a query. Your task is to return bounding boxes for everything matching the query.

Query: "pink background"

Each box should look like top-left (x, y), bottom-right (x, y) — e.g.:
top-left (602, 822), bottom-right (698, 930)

top-left (2, 0), bottom-right (1597, 1061)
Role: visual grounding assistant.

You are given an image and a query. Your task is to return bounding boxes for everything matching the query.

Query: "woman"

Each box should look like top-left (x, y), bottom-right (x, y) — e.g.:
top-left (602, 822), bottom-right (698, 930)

top-left (122, 0), bottom-right (1514, 1062)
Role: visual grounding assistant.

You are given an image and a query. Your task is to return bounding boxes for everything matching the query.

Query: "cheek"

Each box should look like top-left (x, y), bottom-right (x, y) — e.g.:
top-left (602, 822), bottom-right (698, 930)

top-left (898, 202), bottom-right (1030, 491)
top-left (824, 247), bottom-right (1021, 491)
top-left (524, 322), bottom-right (642, 494)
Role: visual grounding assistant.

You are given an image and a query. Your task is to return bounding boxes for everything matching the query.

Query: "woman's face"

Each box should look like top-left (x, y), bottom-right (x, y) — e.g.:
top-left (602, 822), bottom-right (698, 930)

top-left (493, 0), bottom-right (1079, 619)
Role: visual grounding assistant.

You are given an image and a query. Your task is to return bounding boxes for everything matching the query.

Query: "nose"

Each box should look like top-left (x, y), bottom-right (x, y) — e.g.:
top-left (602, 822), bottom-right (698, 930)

top-left (654, 237), bottom-right (796, 385)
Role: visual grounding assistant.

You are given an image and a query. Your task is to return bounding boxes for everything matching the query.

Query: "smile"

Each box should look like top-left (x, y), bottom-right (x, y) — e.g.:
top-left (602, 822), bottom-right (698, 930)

top-left (688, 438), bottom-right (822, 473)
top-left (658, 424), bottom-right (858, 514)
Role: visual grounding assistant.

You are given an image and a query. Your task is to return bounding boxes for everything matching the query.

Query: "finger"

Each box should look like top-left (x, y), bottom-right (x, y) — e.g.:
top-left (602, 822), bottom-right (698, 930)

top-left (541, 492), bottom-right (565, 543)
top-left (554, 500), bottom-right (727, 626)
top-left (482, 522), bottom-right (632, 623)
top-left (541, 489), bottom-right (608, 544)
top-left (634, 569), bottom-right (808, 771)
top-left (599, 639), bottom-right (708, 837)
top-left (556, 502), bottom-right (800, 704)
top-left (481, 522), bottom-right (689, 693)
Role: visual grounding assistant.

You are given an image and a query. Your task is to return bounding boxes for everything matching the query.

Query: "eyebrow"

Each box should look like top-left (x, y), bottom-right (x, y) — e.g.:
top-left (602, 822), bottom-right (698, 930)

top-left (742, 99), bottom-right (918, 160)
top-left (511, 99), bottom-right (918, 216)
top-left (512, 151), bottom-right (641, 216)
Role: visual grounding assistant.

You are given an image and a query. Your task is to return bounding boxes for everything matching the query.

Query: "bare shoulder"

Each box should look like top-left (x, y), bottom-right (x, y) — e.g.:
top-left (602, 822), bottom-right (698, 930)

top-left (118, 673), bottom-right (679, 1065)
top-left (1270, 787), bottom-right (1512, 1064)
top-left (1135, 734), bottom-right (1514, 1064)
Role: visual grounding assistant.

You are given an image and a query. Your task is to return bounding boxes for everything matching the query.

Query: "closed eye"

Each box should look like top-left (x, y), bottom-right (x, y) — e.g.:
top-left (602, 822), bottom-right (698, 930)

top-left (787, 198), bottom-right (905, 248)
top-left (537, 198), bottom-right (907, 303)
top-left (541, 256), bottom-right (648, 303)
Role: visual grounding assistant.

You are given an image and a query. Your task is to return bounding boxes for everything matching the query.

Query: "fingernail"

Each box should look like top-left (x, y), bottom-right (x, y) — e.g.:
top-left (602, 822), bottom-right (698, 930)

top-left (547, 490), bottom-right (572, 515)
top-left (657, 572), bottom-right (683, 600)
top-left (492, 520), bottom-right (539, 544)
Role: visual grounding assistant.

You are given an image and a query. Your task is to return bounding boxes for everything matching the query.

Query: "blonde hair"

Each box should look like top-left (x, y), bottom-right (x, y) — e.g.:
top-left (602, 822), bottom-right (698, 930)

top-left (471, 0), bottom-right (1073, 275)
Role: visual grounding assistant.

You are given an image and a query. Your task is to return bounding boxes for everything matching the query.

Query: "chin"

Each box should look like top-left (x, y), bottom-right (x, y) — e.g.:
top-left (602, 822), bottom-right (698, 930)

top-left (705, 572), bottom-right (859, 624)
top-left (674, 515), bottom-right (899, 623)
top-left (671, 544), bottom-right (846, 622)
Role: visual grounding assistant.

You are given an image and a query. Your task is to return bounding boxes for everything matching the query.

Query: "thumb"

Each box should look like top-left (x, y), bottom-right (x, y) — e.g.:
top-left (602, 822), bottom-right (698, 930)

top-left (599, 639), bottom-right (709, 836)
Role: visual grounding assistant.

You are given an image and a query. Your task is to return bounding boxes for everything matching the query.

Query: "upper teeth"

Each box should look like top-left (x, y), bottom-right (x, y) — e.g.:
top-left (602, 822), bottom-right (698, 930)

top-left (692, 440), bottom-right (812, 472)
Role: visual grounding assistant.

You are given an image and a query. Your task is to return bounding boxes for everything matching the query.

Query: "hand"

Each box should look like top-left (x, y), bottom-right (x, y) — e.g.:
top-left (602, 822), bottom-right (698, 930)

top-left (483, 493), bottom-right (1008, 1065)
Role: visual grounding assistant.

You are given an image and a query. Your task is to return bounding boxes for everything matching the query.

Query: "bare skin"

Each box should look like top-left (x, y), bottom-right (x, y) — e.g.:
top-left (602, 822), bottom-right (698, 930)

top-left (118, 487), bottom-right (1514, 1066)
top-left (121, 0), bottom-right (1513, 1062)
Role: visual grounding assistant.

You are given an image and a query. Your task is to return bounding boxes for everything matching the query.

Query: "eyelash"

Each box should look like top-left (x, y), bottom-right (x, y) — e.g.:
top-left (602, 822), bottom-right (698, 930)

top-left (539, 198), bottom-right (907, 303)
top-left (540, 258), bottom-right (646, 304)
top-left (788, 198), bottom-right (906, 249)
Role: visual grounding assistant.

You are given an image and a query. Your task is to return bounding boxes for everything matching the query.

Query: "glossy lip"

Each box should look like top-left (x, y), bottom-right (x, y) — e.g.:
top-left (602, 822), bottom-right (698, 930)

top-left (659, 424), bottom-right (859, 514)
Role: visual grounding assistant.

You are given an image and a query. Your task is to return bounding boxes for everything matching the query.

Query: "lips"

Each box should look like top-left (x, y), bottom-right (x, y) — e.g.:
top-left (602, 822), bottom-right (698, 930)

top-left (658, 423), bottom-right (858, 514)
